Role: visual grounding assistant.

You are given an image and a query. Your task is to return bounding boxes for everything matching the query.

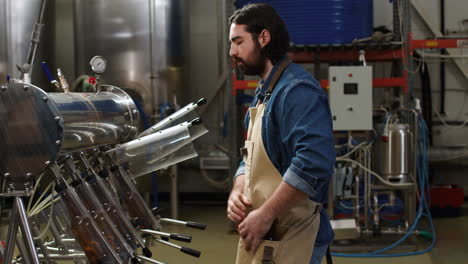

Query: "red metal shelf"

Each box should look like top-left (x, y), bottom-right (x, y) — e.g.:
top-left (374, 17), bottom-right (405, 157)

top-left (232, 37), bottom-right (468, 96)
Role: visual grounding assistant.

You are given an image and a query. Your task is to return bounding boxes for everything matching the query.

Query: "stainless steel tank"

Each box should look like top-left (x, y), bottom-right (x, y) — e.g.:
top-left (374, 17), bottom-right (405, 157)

top-left (0, 82), bottom-right (139, 196)
top-left (376, 124), bottom-right (412, 183)
top-left (49, 85), bottom-right (140, 153)
top-left (73, 0), bottom-right (189, 116)
top-left (0, 0), bottom-right (53, 86)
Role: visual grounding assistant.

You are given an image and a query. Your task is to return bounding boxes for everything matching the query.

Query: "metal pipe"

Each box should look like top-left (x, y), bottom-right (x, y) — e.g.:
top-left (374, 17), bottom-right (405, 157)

top-left (170, 165), bottom-right (179, 219)
top-left (21, 0), bottom-right (48, 81)
top-left (396, 108), bottom-right (419, 224)
top-left (12, 252), bottom-right (87, 262)
top-left (373, 192), bottom-right (379, 229)
top-left (160, 218), bottom-right (186, 225)
top-left (47, 219), bottom-right (64, 247)
top-left (354, 175), bottom-right (360, 221)
top-left (440, 0), bottom-right (446, 114)
top-left (48, 85), bottom-right (139, 153)
top-left (403, 0), bottom-right (415, 102)
top-left (43, 238), bottom-right (76, 247)
top-left (364, 148), bottom-right (370, 232)
top-left (16, 197), bottom-right (40, 264)
top-left (46, 246), bottom-right (80, 253)
top-left (140, 229), bottom-right (191, 243)
top-left (393, 0), bottom-right (401, 41)
top-left (3, 200), bottom-right (19, 264)
top-left (31, 226), bottom-right (50, 261)
top-left (15, 237), bottom-right (32, 264)
top-left (137, 255), bottom-right (167, 264)
top-left (362, 228), bottom-right (412, 236)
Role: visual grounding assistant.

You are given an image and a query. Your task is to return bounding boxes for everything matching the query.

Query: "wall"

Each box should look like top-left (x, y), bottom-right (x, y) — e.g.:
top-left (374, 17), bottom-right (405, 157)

top-left (53, 0), bottom-right (74, 81)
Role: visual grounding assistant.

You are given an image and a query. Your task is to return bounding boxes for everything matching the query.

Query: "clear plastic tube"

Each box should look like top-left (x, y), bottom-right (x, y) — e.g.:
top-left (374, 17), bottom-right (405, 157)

top-left (73, 182), bottom-right (133, 261)
top-left (130, 143), bottom-right (198, 177)
top-left (109, 122), bottom-right (192, 165)
top-left (108, 166), bottom-right (161, 231)
top-left (87, 174), bottom-right (145, 250)
top-left (57, 184), bottom-right (123, 264)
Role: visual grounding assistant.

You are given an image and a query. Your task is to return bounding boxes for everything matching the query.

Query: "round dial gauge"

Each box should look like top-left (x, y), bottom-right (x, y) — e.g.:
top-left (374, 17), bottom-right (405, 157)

top-left (90, 56), bottom-right (107, 74)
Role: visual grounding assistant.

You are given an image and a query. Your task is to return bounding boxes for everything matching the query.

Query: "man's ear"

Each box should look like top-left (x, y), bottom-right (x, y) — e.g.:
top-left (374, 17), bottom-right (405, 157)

top-left (258, 29), bottom-right (271, 48)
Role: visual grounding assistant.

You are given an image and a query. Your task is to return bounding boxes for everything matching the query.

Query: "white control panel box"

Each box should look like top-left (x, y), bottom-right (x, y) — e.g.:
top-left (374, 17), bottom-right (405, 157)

top-left (328, 66), bottom-right (373, 131)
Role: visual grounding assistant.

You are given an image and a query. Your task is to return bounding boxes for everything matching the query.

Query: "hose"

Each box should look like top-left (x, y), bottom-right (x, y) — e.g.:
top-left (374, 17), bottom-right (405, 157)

top-left (332, 115), bottom-right (436, 258)
top-left (26, 172), bottom-right (45, 213)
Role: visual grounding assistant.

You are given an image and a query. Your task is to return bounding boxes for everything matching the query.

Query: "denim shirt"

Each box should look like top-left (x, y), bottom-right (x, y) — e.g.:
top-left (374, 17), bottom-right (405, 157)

top-left (235, 60), bottom-right (336, 247)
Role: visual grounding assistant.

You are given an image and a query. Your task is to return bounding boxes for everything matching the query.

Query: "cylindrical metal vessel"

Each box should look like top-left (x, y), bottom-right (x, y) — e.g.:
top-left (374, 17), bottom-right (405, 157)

top-left (377, 124), bottom-right (412, 183)
top-left (49, 85), bottom-right (139, 153)
top-left (0, 82), bottom-right (139, 192)
top-left (0, 0), bottom-right (53, 86)
top-left (73, 0), bottom-right (189, 115)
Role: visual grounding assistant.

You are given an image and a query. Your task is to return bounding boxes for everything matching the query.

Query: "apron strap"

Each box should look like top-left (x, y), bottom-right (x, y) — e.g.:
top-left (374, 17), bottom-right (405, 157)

top-left (326, 245), bottom-right (333, 264)
top-left (265, 57), bottom-right (292, 97)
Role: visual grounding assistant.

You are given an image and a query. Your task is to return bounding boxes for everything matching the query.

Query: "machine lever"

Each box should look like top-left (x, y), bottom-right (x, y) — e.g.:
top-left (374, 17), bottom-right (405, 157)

top-left (154, 239), bottom-right (201, 258)
top-left (159, 218), bottom-right (206, 230)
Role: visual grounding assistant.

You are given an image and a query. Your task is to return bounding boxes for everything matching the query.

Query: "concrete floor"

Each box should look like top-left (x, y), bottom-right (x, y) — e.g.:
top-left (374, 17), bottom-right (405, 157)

top-left (151, 205), bottom-right (468, 264)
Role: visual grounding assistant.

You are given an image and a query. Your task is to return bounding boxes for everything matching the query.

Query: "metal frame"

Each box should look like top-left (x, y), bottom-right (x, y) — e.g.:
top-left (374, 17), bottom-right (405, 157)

top-left (2, 197), bottom-right (40, 264)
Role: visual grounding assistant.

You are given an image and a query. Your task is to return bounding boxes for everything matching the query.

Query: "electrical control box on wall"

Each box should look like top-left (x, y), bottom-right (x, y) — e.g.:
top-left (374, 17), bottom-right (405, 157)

top-left (329, 66), bottom-right (373, 131)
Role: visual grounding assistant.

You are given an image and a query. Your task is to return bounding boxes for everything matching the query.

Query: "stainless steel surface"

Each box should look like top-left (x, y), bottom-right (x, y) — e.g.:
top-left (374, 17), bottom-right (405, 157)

top-left (155, 238), bottom-right (181, 249)
top-left (137, 255), bottom-right (166, 264)
top-left (140, 229), bottom-right (174, 238)
top-left (354, 175), bottom-right (360, 220)
top-left (0, 83), bottom-right (63, 195)
top-left (32, 253), bottom-right (87, 261)
top-left (0, 0), bottom-right (51, 83)
top-left (16, 197), bottom-right (40, 264)
top-left (48, 85), bottom-right (139, 153)
top-left (19, 0), bottom-right (47, 81)
top-left (74, 0), bottom-right (189, 115)
top-left (11, 253), bottom-right (88, 263)
top-left (3, 200), bottom-right (19, 264)
top-left (160, 218), bottom-right (185, 225)
top-left (377, 124), bottom-right (412, 183)
top-left (16, 236), bottom-right (32, 264)
top-left (170, 165), bottom-right (179, 219)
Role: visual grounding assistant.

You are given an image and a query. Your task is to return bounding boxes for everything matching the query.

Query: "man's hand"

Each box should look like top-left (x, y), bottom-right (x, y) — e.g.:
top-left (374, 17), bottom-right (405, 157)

top-left (238, 207), bottom-right (275, 254)
top-left (227, 174), bottom-right (252, 224)
top-left (238, 181), bottom-right (308, 254)
top-left (227, 190), bottom-right (252, 223)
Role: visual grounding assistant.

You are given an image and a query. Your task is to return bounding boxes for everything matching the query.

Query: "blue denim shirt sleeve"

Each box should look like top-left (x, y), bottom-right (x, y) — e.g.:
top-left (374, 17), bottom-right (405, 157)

top-left (277, 81), bottom-right (335, 202)
top-left (234, 160), bottom-right (245, 179)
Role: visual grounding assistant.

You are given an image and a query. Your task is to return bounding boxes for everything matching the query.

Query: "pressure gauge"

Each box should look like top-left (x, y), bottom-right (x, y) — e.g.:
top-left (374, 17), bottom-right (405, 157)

top-left (90, 56), bottom-right (107, 74)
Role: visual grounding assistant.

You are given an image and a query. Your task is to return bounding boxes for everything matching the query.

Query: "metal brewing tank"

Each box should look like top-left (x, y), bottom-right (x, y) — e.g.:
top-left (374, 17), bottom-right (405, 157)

top-left (0, 0), bottom-right (53, 86)
top-left (49, 85), bottom-right (140, 153)
top-left (0, 82), bottom-right (139, 194)
top-left (73, 0), bottom-right (189, 116)
top-left (377, 124), bottom-right (412, 183)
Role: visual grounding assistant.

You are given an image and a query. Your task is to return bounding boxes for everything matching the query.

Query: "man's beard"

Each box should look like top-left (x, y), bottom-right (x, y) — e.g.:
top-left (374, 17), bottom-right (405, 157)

top-left (234, 42), bottom-right (267, 76)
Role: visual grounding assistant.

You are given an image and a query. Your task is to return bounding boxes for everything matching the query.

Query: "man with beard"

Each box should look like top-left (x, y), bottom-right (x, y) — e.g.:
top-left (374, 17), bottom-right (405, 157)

top-left (227, 3), bottom-right (335, 264)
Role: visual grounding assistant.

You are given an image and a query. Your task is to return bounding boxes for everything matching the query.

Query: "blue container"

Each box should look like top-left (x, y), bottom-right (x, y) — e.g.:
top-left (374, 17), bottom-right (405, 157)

top-left (234, 0), bottom-right (373, 45)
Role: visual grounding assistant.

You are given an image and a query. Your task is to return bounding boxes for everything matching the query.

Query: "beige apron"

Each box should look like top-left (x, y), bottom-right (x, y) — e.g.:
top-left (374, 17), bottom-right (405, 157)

top-left (235, 59), bottom-right (321, 264)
